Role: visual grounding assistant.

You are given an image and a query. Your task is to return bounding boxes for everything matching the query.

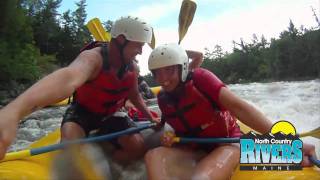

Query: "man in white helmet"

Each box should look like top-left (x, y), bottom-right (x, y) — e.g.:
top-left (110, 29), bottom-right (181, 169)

top-left (0, 16), bottom-right (159, 164)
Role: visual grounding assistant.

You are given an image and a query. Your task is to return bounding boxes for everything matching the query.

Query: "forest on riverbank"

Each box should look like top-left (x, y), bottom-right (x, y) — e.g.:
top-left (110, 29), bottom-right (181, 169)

top-left (144, 21), bottom-right (320, 86)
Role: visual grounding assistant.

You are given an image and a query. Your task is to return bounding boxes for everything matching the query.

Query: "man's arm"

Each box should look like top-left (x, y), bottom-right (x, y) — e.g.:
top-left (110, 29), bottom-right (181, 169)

top-left (128, 78), bottom-right (153, 119)
top-left (186, 50), bottom-right (203, 71)
top-left (0, 48), bottom-right (102, 159)
top-left (6, 48), bottom-right (102, 119)
top-left (127, 68), bottom-right (158, 123)
top-left (218, 87), bottom-right (273, 134)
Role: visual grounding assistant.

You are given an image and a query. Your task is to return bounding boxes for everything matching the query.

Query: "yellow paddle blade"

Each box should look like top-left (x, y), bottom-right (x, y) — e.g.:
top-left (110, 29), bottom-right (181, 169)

top-left (1, 149), bottom-right (31, 162)
top-left (178, 0), bottom-right (197, 44)
top-left (299, 127), bottom-right (320, 139)
top-left (86, 18), bottom-right (111, 42)
top-left (148, 27), bottom-right (156, 49)
top-left (150, 86), bottom-right (161, 95)
top-left (173, 137), bottom-right (181, 143)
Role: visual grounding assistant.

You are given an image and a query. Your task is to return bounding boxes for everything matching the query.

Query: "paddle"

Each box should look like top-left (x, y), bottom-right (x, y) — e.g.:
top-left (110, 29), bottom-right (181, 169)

top-left (149, 27), bottom-right (156, 49)
top-left (175, 135), bottom-right (320, 168)
top-left (1, 122), bottom-right (156, 162)
top-left (87, 17), bottom-right (156, 50)
top-left (309, 156), bottom-right (320, 168)
top-left (172, 126), bottom-right (320, 167)
top-left (173, 137), bottom-right (240, 144)
top-left (173, 126), bottom-right (320, 144)
top-left (178, 0), bottom-right (197, 44)
top-left (299, 127), bottom-right (320, 139)
top-left (86, 18), bottom-right (111, 42)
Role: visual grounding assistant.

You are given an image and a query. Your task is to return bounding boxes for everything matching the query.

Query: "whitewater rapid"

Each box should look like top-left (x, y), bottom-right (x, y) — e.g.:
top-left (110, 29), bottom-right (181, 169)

top-left (228, 79), bottom-right (320, 155)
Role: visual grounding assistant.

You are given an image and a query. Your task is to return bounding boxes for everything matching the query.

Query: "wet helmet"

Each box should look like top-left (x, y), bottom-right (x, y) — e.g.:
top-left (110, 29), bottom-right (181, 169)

top-left (148, 43), bottom-right (189, 82)
top-left (111, 16), bottom-right (152, 44)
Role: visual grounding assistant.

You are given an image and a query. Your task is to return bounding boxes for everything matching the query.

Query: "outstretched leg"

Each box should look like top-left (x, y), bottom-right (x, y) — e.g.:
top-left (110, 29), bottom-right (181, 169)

top-left (192, 144), bottom-right (240, 180)
top-left (113, 133), bottom-right (147, 165)
top-left (61, 122), bottom-right (86, 140)
top-left (145, 146), bottom-right (204, 180)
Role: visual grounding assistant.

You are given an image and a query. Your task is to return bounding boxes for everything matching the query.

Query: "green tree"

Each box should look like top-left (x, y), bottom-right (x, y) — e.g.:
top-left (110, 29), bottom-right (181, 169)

top-left (56, 10), bottom-right (78, 66)
top-left (72, 0), bottom-right (91, 47)
top-left (55, 0), bottom-right (92, 66)
top-left (31, 0), bottom-right (62, 55)
top-left (57, 0), bottom-right (92, 66)
top-left (0, 0), bottom-right (41, 82)
top-left (103, 20), bottom-right (114, 32)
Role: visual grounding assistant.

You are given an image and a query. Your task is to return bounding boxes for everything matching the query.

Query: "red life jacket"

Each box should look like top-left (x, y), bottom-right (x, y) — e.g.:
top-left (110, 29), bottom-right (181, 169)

top-left (75, 42), bottom-right (135, 115)
top-left (128, 107), bottom-right (159, 121)
top-left (158, 73), bottom-right (240, 138)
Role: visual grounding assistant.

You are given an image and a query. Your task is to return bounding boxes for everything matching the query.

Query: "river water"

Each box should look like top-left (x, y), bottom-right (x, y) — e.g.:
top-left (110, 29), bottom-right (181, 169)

top-left (8, 79), bottom-right (320, 179)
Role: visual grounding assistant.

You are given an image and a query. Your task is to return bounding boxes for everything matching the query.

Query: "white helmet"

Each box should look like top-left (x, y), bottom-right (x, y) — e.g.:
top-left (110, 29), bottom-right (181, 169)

top-left (111, 16), bottom-right (152, 44)
top-left (148, 43), bottom-right (189, 82)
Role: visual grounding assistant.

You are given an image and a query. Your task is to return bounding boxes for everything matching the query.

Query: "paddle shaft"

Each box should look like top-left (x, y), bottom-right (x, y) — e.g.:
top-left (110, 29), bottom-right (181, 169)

top-left (175, 137), bottom-right (239, 144)
top-left (175, 128), bottom-right (320, 143)
top-left (32, 123), bottom-right (155, 155)
top-left (175, 136), bottom-right (320, 167)
top-left (309, 156), bottom-right (320, 168)
top-left (299, 127), bottom-right (320, 139)
top-left (2, 123), bottom-right (155, 162)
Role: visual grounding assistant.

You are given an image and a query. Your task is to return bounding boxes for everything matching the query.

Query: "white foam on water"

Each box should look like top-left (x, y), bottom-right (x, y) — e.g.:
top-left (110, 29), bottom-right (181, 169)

top-left (229, 79), bottom-right (320, 157)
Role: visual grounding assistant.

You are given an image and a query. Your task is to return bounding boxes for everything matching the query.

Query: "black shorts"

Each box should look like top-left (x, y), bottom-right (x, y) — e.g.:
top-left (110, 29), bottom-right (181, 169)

top-left (61, 103), bottom-right (133, 137)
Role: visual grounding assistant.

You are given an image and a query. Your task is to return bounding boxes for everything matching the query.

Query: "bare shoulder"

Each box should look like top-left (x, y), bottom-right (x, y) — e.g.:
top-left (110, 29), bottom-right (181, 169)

top-left (76, 47), bottom-right (103, 66)
top-left (69, 47), bottom-right (103, 80)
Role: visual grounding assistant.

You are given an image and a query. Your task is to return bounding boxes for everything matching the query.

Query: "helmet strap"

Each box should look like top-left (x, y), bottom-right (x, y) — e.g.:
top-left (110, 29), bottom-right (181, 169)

top-left (113, 37), bottom-right (129, 79)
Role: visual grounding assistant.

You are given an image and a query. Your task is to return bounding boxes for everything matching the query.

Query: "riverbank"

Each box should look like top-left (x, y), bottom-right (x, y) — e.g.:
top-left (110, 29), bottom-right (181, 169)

top-left (1, 78), bottom-right (319, 106)
top-left (0, 81), bottom-right (33, 105)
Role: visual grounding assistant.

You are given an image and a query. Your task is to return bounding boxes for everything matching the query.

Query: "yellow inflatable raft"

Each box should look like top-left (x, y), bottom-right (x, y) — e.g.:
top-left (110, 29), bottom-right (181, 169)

top-left (0, 122), bottom-right (319, 179)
